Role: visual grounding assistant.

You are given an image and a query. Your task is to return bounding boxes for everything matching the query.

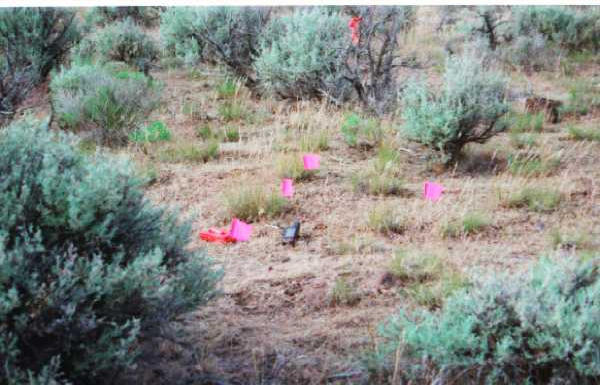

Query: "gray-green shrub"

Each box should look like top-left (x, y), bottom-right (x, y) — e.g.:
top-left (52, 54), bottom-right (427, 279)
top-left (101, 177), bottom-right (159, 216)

top-left (76, 18), bottom-right (159, 72)
top-left (51, 64), bottom-right (162, 145)
top-left (160, 7), bottom-right (270, 87)
top-left (160, 7), bottom-right (204, 66)
top-left (0, 7), bottom-right (80, 121)
top-left (368, 256), bottom-right (600, 384)
top-left (255, 7), bottom-right (348, 100)
top-left (400, 52), bottom-right (508, 163)
top-left (512, 6), bottom-right (600, 52)
top-left (0, 118), bottom-right (221, 384)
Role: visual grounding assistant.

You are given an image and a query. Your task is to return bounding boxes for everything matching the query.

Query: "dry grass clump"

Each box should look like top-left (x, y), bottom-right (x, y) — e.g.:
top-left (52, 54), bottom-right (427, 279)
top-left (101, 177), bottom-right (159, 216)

top-left (388, 250), bottom-right (469, 309)
top-left (352, 145), bottom-right (407, 196)
top-left (156, 140), bottom-right (219, 163)
top-left (504, 186), bottom-right (562, 212)
top-left (328, 277), bottom-right (361, 307)
top-left (224, 184), bottom-right (290, 222)
top-left (275, 152), bottom-right (316, 181)
top-left (440, 211), bottom-right (492, 238)
top-left (366, 203), bottom-right (407, 235)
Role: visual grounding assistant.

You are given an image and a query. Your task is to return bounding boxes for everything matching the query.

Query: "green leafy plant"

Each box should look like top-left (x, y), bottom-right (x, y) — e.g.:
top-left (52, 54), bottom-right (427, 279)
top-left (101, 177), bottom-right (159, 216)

top-left (400, 52), bottom-right (508, 163)
top-left (130, 121), bottom-right (172, 143)
top-left (0, 118), bottom-right (221, 384)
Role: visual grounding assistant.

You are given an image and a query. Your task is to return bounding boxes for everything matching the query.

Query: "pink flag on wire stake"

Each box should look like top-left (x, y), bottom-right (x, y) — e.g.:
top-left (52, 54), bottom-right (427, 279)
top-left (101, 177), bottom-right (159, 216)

top-left (424, 181), bottom-right (444, 202)
top-left (229, 218), bottom-right (252, 242)
top-left (281, 178), bottom-right (294, 198)
top-left (303, 154), bottom-right (320, 170)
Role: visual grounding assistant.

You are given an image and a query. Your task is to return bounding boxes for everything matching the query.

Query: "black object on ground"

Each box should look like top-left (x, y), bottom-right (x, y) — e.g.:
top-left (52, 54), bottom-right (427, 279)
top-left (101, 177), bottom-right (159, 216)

top-left (282, 221), bottom-right (300, 246)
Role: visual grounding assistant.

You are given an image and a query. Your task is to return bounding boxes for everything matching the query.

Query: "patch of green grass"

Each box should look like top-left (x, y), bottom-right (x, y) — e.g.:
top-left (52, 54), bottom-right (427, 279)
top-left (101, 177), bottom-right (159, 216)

top-left (77, 139), bottom-right (97, 155)
top-left (182, 101), bottom-right (203, 121)
top-left (352, 145), bottom-right (406, 196)
top-left (299, 130), bottom-right (329, 152)
top-left (405, 271), bottom-right (468, 309)
top-left (509, 132), bottom-right (539, 149)
top-left (340, 113), bottom-right (384, 149)
top-left (216, 77), bottom-right (239, 99)
top-left (196, 124), bottom-right (215, 140)
top-left (559, 79), bottom-right (600, 118)
top-left (223, 125), bottom-right (240, 142)
top-left (224, 185), bottom-right (289, 222)
top-left (130, 121), bottom-right (171, 143)
top-left (567, 124), bottom-right (600, 142)
top-left (549, 228), bottom-right (592, 251)
top-left (218, 100), bottom-right (246, 122)
top-left (275, 153), bottom-right (315, 181)
top-left (507, 153), bottom-right (560, 177)
top-left (505, 187), bottom-right (561, 213)
top-left (441, 212), bottom-right (491, 238)
top-left (508, 111), bottom-right (545, 134)
top-left (389, 250), bottom-right (469, 309)
top-left (328, 277), bottom-right (360, 306)
top-left (367, 204), bottom-right (406, 235)
top-left (157, 140), bottom-right (219, 163)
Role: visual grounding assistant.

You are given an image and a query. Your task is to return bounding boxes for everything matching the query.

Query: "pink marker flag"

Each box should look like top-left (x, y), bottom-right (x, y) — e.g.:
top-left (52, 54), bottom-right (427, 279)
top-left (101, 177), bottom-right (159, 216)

top-left (281, 178), bottom-right (294, 198)
top-left (424, 181), bottom-right (444, 202)
top-left (303, 154), bottom-right (320, 170)
top-left (229, 218), bottom-right (252, 242)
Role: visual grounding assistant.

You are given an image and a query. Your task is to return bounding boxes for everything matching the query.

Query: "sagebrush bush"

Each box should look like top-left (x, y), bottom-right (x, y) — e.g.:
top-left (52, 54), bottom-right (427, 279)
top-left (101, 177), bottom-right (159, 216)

top-left (0, 119), bottom-right (221, 384)
top-left (51, 64), bottom-right (162, 145)
top-left (400, 52), bottom-right (508, 163)
top-left (160, 7), bottom-right (204, 66)
top-left (77, 18), bottom-right (159, 72)
top-left (512, 6), bottom-right (600, 52)
top-left (86, 6), bottom-right (163, 27)
top-left (160, 7), bottom-right (270, 87)
top-left (255, 8), bottom-right (349, 100)
top-left (0, 8), bottom-right (79, 121)
top-left (370, 256), bottom-right (600, 384)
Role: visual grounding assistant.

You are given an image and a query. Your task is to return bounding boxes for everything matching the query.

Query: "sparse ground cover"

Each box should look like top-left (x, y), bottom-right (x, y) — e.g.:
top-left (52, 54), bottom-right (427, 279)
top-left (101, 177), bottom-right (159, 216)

top-left (6, 5), bottom-right (600, 385)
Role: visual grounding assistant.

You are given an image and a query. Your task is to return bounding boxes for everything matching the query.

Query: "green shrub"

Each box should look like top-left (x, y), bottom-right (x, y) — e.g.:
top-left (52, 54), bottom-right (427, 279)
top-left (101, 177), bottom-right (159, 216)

top-left (224, 185), bottom-right (289, 222)
top-left (161, 7), bottom-right (270, 87)
top-left (400, 52), bottom-right (508, 163)
top-left (505, 187), bottom-right (561, 212)
top-left (0, 8), bottom-right (80, 121)
top-left (371, 256), bottom-right (600, 384)
top-left (0, 119), bottom-right (221, 384)
top-left (255, 7), bottom-right (349, 100)
top-left (79, 18), bottom-right (159, 72)
top-left (51, 64), bottom-right (162, 146)
top-left (216, 77), bottom-right (240, 99)
top-left (341, 113), bottom-right (385, 149)
top-left (130, 121), bottom-right (171, 143)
